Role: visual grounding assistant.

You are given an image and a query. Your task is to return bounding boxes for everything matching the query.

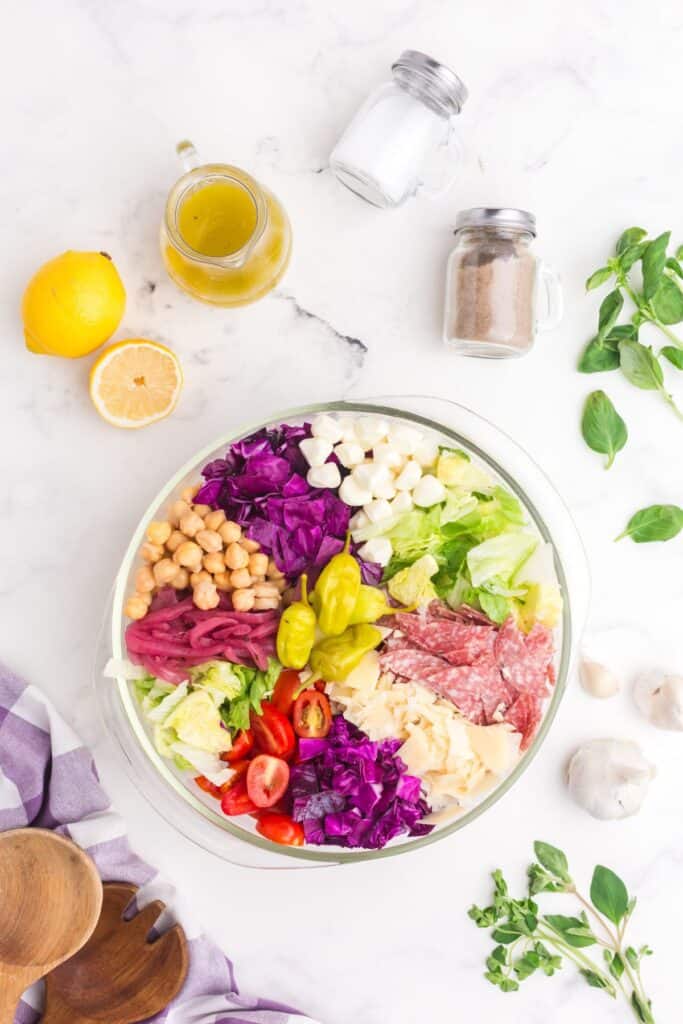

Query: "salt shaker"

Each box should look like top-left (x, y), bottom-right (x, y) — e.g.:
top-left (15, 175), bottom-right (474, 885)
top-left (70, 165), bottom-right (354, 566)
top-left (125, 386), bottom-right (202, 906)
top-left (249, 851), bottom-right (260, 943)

top-left (329, 50), bottom-right (468, 209)
top-left (443, 208), bottom-right (563, 358)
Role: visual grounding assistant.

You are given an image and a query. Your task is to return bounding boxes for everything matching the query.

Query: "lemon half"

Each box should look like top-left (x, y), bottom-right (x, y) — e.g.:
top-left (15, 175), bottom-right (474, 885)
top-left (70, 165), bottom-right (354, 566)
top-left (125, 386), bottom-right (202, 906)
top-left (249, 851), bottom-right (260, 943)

top-left (89, 339), bottom-right (183, 429)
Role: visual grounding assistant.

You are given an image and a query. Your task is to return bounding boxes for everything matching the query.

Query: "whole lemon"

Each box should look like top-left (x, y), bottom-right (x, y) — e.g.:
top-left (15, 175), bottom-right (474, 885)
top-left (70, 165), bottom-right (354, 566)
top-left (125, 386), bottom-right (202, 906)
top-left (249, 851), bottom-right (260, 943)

top-left (22, 250), bottom-right (126, 358)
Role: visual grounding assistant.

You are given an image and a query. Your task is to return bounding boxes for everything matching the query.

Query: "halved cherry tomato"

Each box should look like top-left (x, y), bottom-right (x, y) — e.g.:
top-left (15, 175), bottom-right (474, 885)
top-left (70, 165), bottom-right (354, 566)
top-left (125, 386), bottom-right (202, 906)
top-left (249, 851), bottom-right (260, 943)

top-left (271, 670), bottom-right (302, 717)
top-left (220, 729), bottom-right (254, 763)
top-left (246, 754), bottom-right (290, 808)
top-left (314, 680), bottom-right (326, 693)
top-left (194, 775), bottom-right (222, 799)
top-left (293, 690), bottom-right (332, 738)
top-left (250, 702), bottom-right (296, 760)
top-left (255, 811), bottom-right (305, 846)
top-left (220, 774), bottom-right (258, 816)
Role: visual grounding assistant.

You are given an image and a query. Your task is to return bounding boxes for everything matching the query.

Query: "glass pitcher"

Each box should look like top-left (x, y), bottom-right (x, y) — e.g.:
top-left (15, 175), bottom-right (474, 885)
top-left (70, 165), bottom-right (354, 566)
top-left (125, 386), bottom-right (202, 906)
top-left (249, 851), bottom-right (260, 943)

top-left (160, 141), bottom-right (292, 307)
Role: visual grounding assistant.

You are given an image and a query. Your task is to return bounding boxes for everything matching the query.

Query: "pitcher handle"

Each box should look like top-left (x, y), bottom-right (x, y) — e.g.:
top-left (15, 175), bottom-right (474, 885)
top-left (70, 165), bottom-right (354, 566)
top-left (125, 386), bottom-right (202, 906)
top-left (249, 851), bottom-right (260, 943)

top-left (176, 140), bottom-right (201, 173)
top-left (537, 261), bottom-right (564, 333)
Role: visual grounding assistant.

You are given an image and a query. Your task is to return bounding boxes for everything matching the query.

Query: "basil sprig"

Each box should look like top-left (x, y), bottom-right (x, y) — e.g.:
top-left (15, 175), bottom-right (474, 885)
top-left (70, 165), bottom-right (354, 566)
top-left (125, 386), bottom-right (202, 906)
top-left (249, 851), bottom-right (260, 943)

top-left (581, 391), bottom-right (627, 469)
top-left (616, 504), bottom-right (683, 543)
top-left (469, 841), bottom-right (655, 1022)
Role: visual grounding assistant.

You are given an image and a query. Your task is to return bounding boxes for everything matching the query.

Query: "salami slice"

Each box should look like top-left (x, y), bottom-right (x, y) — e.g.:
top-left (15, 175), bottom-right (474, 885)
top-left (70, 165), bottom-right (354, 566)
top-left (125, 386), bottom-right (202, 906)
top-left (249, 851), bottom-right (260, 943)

top-left (504, 691), bottom-right (541, 751)
top-left (393, 613), bottom-right (496, 665)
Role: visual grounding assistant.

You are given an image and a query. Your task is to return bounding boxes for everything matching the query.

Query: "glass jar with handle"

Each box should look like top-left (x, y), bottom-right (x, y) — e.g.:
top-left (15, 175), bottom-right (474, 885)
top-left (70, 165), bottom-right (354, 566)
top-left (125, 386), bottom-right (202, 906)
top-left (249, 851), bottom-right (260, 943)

top-left (160, 141), bottom-right (292, 307)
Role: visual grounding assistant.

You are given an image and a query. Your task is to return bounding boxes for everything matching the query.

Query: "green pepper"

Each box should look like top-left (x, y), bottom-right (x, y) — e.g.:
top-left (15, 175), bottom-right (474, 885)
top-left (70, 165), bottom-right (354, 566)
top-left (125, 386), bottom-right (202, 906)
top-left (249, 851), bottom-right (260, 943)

top-left (314, 534), bottom-right (361, 636)
top-left (276, 575), bottom-right (316, 670)
top-left (348, 584), bottom-right (417, 625)
top-left (309, 623), bottom-right (382, 682)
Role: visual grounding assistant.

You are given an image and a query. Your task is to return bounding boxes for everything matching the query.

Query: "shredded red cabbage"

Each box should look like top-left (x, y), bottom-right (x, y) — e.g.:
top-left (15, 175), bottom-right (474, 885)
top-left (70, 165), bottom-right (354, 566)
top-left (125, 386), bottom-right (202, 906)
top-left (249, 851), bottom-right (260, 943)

top-left (195, 423), bottom-right (382, 585)
top-left (125, 590), bottom-right (278, 683)
top-left (288, 716), bottom-right (432, 849)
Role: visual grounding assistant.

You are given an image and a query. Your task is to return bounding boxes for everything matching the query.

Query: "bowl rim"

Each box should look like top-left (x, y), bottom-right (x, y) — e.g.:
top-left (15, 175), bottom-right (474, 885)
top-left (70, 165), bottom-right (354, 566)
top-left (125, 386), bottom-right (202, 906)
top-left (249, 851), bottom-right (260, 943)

top-left (107, 398), bottom-right (573, 864)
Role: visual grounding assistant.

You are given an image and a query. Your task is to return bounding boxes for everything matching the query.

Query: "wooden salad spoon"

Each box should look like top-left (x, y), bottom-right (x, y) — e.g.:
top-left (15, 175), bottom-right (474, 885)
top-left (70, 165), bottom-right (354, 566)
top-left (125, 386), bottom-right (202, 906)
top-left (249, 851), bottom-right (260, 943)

top-left (0, 828), bottom-right (103, 1024)
top-left (42, 882), bottom-right (189, 1024)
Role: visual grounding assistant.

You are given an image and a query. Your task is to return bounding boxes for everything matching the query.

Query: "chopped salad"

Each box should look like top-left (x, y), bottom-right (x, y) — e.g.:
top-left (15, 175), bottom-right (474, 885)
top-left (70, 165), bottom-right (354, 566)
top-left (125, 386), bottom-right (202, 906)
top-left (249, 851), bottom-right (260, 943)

top-left (112, 413), bottom-right (563, 850)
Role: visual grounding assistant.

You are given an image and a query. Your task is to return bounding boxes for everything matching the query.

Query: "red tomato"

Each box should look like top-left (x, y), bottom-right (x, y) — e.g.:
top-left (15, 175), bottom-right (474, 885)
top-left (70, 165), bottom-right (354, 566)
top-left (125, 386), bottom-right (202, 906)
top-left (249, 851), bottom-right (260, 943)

top-left (293, 690), bottom-right (332, 738)
top-left (314, 680), bottom-right (326, 693)
top-left (250, 702), bottom-right (296, 760)
top-left (194, 775), bottom-right (222, 799)
top-left (220, 729), bottom-right (254, 763)
top-left (255, 811), bottom-right (305, 847)
top-left (220, 774), bottom-right (258, 816)
top-left (271, 670), bottom-right (302, 717)
top-left (246, 754), bottom-right (290, 808)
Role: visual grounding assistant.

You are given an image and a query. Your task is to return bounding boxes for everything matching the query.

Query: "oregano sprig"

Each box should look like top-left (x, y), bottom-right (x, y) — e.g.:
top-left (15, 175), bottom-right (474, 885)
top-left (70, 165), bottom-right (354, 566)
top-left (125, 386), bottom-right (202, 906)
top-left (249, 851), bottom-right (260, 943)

top-left (469, 841), bottom-right (655, 1022)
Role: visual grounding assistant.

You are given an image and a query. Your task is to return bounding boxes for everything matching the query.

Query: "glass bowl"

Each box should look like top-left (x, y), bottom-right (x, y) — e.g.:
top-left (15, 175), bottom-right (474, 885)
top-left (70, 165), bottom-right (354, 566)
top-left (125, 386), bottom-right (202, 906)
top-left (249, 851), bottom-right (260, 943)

top-left (94, 397), bottom-right (589, 868)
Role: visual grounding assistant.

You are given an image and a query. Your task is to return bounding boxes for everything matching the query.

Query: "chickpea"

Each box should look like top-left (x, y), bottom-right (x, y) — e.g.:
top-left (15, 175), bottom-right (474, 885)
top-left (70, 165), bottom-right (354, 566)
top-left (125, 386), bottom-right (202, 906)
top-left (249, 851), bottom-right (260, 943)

top-left (266, 558), bottom-right (285, 580)
top-left (241, 538), bottom-right (260, 553)
top-left (166, 529), bottom-right (187, 553)
top-left (219, 520), bottom-right (242, 545)
top-left (254, 596), bottom-right (280, 611)
top-left (135, 566), bottom-right (156, 593)
top-left (190, 570), bottom-right (211, 587)
top-left (229, 568), bottom-right (253, 589)
top-left (204, 509), bottom-right (226, 531)
top-left (153, 557), bottom-right (179, 586)
top-left (146, 520), bottom-right (172, 546)
top-left (273, 577), bottom-right (288, 593)
top-left (139, 590), bottom-right (153, 607)
top-left (169, 499), bottom-right (190, 526)
top-left (231, 588), bottom-right (256, 612)
top-left (179, 510), bottom-right (205, 539)
top-left (248, 552), bottom-right (269, 577)
top-left (192, 503), bottom-right (211, 517)
top-left (225, 541), bottom-right (249, 570)
top-left (193, 579), bottom-right (220, 611)
top-left (173, 541), bottom-right (203, 571)
top-left (141, 541), bottom-right (164, 564)
top-left (253, 582), bottom-right (280, 599)
top-left (171, 568), bottom-right (190, 589)
top-left (181, 484), bottom-right (200, 503)
top-left (124, 595), bottom-right (149, 620)
top-left (214, 571), bottom-right (233, 591)
top-left (203, 551), bottom-right (225, 574)
top-left (196, 529), bottom-right (222, 553)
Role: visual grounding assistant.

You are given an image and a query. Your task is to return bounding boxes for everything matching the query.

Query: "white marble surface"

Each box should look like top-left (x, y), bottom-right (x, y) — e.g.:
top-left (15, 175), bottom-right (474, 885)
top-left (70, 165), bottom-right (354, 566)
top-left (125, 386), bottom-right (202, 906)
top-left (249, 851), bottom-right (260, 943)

top-left (2, 0), bottom-right (683, 1020)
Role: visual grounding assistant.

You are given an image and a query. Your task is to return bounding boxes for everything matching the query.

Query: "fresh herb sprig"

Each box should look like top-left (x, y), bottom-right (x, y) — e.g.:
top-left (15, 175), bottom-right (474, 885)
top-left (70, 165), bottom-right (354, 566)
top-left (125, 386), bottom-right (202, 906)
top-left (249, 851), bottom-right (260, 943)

top-left (581, 390), bottom-right (628, 469)
top-left (580, 227), bottom-right (683, 420)
top-left (616, 504), bottom-right (683, 543)
top-left (469, 841), bottom-right (655, 1022)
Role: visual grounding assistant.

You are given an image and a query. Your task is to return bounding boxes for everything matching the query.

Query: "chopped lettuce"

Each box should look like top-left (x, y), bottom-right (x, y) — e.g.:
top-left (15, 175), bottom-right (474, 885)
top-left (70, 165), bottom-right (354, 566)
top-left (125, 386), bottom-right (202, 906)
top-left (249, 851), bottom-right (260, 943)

top-left (466, 533), bottom-right (537, 589)
top-left (164, 690), bottom-right (232, 755)
top-left (516, 583), bottom-right (563, 631)
top-left (168, 742), bottom-right (232, 786)
top-left (145, 682), bottom-right (189, 723)
top-left (220, 657), bottom-right (281, 733)
top-left (436, 450), bottom-right (493, 490)
top-left (189, 661), bottom-right (245, 702)
top-left (387, 554), bottom-right (439, 607)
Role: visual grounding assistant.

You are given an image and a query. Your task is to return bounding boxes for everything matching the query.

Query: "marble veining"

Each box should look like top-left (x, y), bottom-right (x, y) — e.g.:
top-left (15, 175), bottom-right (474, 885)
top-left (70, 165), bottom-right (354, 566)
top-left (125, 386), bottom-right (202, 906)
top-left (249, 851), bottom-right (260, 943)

top-left (2, 0), bottom-right (682, 1020)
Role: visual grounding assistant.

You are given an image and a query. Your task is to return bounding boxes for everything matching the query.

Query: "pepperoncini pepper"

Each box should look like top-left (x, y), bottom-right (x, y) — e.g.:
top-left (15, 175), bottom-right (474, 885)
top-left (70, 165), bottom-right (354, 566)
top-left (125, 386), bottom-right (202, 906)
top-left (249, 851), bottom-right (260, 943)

top-left (309, 623), bottom-right (382, 682)
top-left (276, 574), bottom-right (316, 670)
top-left (314, 534), bottom-right (361, 636)
top-left (348, 584), bottom-right (416, 625)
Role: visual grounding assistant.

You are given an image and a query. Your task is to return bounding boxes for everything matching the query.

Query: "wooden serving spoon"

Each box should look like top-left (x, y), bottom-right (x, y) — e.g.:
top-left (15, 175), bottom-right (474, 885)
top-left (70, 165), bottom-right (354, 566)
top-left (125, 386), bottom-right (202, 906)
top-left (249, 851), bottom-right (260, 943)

top-left (42, 882), bottom-right (189, 1024)
top-left (0, 828), bottom-right (103, 1024)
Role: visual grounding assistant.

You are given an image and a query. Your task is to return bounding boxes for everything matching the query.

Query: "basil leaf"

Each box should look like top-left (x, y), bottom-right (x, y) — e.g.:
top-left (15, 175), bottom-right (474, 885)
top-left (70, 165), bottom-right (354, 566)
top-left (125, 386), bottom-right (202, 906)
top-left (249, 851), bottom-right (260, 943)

top-left (578, 335), bottom-right (620, 373)
top-left (492, 922), bottom-right (524, 944)
top-left (580, 968), bottom-right (612, 992)
top-left (619, 241), bottom-right (647, 273)
top-left (651, 275), bottom-right (683, 324)
top-left (642, 231), bottom-right (671, 300)
top-left (616, 226), bottom-right (647, 255)
top-left (533, 841), bottom-right (572, 882)
top-left (581, 391), bottom-right (628, 469)
top-left (608, 324), bottom-right (639, 342)
top-left (597, 289), bottom-right (624, 343)
top-left (544, 914), bottom-right (597, 949)
top-left (666, 257), bottom-right (683, 279)
top-left (662, 346), bottom-right (683, 370)
top-left (585, 266), bottom-right (613, 291)
top-left (609, 953), bottom-right (625, 980)
top-left (590, 865), bottom-right (629, 924)
top-left (616, 504), bottom-right (683, 543)
top-left (619, 339), bottom-right (663, 390)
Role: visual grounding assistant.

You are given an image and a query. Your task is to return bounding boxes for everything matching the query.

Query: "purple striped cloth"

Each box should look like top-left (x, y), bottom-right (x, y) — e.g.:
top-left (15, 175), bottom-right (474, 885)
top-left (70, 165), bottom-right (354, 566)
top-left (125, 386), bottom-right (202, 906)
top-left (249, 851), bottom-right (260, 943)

top-left (0, 662), bottom-right (320, 1024)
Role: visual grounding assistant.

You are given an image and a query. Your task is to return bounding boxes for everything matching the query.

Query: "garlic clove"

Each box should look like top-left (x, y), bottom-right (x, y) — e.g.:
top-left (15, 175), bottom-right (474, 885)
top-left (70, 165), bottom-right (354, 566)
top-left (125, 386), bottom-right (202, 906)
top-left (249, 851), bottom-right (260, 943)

top-left (566, 738), bottom-right (655, 820)
top-left (633, 671), bottom-right (683, 731)
top-left (579, 658), bottom-right (621, 699)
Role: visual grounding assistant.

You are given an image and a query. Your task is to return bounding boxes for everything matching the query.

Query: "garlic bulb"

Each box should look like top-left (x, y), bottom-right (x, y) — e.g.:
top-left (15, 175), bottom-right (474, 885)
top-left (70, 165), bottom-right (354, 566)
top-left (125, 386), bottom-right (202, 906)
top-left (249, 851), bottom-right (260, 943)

top-left (566, 739), bottom-right (655, 820)
top-left (633, 671), bottom-right (683, 731)
top-left (579, 658), bottom-right (620, 699)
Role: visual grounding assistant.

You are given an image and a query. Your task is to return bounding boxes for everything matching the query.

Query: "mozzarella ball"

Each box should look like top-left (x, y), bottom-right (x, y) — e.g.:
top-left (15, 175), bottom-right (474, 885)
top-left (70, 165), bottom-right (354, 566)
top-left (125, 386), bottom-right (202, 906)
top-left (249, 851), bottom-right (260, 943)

top-left (391, 491), bottom-right (414, 515)
top-left (349, 509), bottom-right (370, 532)
top-left (372, 442), bottom-right (403, 470)
top-left (300, 437), bottom-right (334, 467)
top-left (334, 441), bottom-right (366, 468)
top-left (355, 417), bottom-right (389, 448)
top-left (364, 498), bottom-right (394, 524)
top-left (413, 474), bottom-right (446, 508)
top-left (413, 438), bottom-right (440, 468)
top-left (387, 424), bottom-right (422, 455)
top-left (310, 414), bottom-right (344, 444)
top-left (358, 537), bottom-right (392, 567)
top-left (339, 476), bottom-right (373, 507)
top-left (394, 460), bottom-right (422, 492)
top-left (307, 463), bottom-right (342, 490)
